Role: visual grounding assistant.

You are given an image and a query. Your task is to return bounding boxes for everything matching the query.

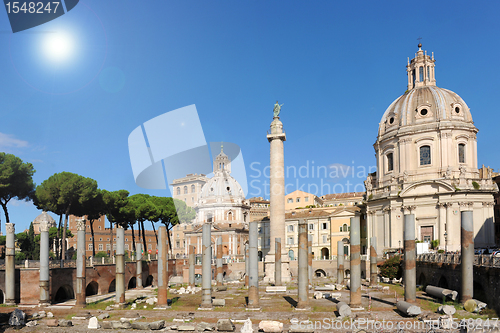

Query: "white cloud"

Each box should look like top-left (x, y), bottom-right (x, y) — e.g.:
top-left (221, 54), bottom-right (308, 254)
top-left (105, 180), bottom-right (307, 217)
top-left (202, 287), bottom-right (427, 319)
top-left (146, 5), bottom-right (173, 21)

top-left (0, 133), bottom-right (28, 149)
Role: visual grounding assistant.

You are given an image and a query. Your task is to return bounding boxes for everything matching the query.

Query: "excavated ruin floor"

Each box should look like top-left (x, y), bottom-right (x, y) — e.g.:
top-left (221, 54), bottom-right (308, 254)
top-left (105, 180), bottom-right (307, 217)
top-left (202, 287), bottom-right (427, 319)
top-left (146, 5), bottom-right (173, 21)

top-left (0, 280), bottom-right (495, 333)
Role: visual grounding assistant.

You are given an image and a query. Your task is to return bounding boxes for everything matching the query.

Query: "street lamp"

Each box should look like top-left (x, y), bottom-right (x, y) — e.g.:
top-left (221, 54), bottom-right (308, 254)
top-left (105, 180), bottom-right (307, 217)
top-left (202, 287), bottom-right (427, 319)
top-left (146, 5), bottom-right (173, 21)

top-left (444, 232), bottom-right (448, 253)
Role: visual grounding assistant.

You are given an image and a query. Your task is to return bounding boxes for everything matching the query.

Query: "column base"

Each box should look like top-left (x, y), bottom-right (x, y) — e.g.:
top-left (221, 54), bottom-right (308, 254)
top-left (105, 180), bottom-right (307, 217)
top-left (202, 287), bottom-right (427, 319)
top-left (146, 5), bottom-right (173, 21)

top-left (263, 254), bottom-right (291, 283)
top-left (5, 301), bottom-right (16, 306)
top-left (38, 302), bottom-right (51, 307)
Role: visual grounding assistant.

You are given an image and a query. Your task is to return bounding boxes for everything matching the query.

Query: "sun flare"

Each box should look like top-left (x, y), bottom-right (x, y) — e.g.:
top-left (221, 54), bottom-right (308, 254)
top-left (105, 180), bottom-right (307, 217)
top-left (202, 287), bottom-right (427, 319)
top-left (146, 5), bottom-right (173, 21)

top-left (43, 32), bottom-right (74, 61)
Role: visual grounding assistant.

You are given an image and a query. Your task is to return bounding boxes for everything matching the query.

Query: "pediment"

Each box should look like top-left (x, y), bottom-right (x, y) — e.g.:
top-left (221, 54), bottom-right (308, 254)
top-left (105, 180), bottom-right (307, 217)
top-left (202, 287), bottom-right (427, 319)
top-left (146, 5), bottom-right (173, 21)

top-left (400, 180), bottom-right (454, 197)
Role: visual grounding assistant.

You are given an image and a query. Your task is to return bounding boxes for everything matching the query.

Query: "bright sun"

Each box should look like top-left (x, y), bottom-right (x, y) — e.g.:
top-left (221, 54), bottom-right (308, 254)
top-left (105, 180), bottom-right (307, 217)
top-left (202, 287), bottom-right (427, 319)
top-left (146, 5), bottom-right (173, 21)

top-left (43, 32), bottom-right (74, 61)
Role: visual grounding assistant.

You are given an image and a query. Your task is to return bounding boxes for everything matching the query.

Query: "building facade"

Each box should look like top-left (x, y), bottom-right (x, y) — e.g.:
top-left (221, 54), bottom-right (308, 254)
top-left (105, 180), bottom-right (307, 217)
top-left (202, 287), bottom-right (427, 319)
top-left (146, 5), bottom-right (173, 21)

top-left (365, 44), bottom-right (497, 253)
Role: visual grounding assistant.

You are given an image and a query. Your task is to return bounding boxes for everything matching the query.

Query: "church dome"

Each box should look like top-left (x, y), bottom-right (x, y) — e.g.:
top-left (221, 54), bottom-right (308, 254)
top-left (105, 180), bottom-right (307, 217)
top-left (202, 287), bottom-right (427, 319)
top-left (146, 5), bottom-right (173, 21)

top-left (378, 86), bottom-right (473, 137)
top-left (378, 44), bottom-right (475, 138)
top-left (199, 173), bottom-right (245, 199)
top-left (34, 211), bottom-right (55, 225)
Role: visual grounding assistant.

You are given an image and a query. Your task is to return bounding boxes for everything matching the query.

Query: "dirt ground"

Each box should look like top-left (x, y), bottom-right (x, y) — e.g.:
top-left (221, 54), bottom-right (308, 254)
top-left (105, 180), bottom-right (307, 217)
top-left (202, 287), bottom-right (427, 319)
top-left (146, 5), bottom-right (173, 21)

top-left (0, 279), bottom-right (495, 333)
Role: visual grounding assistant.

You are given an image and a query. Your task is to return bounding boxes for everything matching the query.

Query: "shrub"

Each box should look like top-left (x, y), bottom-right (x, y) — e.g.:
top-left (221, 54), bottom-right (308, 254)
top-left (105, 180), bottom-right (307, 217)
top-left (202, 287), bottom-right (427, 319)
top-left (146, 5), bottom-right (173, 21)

top-left (15, 252), bottom-right (26, 261)
top-left (379, 255), bottom-right (402, 280)
top-left (437, 249), bottom-right (445, 253)
top-left (95, 251), bottom-right (108, 258)
top-left (431, 239), bottom-right (439, 249)
top-left (472, 181), bottom-right (480, 190)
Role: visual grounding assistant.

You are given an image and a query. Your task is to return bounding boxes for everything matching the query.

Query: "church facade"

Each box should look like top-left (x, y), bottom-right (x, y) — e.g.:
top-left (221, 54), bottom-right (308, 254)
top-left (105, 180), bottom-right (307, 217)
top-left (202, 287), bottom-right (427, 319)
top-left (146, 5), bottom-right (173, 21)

top-left (365, 44), bottom-right (497, 253)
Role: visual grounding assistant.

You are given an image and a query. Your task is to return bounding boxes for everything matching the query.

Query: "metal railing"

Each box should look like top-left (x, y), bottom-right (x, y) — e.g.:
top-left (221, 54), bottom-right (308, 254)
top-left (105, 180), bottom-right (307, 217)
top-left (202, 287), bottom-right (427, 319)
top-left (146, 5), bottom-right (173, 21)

top-left (417, 253), bottom-right (500, 267)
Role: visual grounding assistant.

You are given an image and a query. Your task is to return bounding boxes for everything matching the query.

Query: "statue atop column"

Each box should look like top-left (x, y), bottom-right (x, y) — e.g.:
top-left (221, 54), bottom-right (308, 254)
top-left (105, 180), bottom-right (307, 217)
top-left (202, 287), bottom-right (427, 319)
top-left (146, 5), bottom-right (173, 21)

top-left (273, 101), bottom-right (283, 118)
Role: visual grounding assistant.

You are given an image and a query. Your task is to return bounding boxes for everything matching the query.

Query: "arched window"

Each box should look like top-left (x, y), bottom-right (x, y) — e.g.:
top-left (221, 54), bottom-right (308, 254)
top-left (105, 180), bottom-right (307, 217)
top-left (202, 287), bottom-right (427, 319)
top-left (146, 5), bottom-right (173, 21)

top-left (419, 67), bottom-right (424, 82)
top-left (342, 224), bottom-right (348, 232)
top-left (184, 186), bottom-right (188, 194)
top-left (458, 143), bottom-right (466, 163)
top-left (176, 187), bottom-right (180, 195)
top-left (420, 145), bottom-right (431, 166)
top-left (191, 185), bottom-right (195, 193)
top-left (427, 66), bottom-right (430, 80)
top-left (387, 153), bottom-right (393, 172)
top-left (228, 211), bottom-right (233, 221)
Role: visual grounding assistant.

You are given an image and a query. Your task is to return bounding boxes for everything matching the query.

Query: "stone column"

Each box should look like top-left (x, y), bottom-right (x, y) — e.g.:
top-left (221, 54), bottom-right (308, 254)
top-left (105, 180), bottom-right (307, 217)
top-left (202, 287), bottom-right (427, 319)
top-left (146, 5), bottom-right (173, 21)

top-left (157, 226), bottom-right (168, 306)
top-left (404, 214), bottom-right (416, 302)
top-left (461, 211), bottom-right (474, 302)
top-left (115, 226), bottom-right (125, 306)
top-left (75, 218), bottom-right (87, 307)
top-left (5, 223), bottom-right (15, 305)
top-left (248, 221), bottom-right (259, 309)
top-left (244, 243), bottom-right (249, 287)
top-left (337, 241), bottom-right (344, 284)
top-left (216, 236), bottom-right (223, 286)
top-left (308, 234), bottom-right (312, 285)
top-left (369, 236), bottom-right (377, 287)
top-left (39, 220), bottom-right (50, 306)
top-left (200, 223), bottom-right (212, 309)
top-left (349, 216), bottom-right (361, 308)
top-left (297, 220), bottom-right (309, 310)
top-left (265, 114), bottom-right (290, 283)
top-left (275, 238), bottom-right (282, 286)
top-left (189, 245), bottom-right (195, 287)
top-left (136, 243), bottom-right (143, 289)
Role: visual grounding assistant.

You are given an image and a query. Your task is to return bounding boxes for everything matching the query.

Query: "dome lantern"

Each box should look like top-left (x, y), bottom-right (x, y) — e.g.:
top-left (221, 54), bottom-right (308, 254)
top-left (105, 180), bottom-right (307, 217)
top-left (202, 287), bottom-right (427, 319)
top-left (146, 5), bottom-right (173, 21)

top-left (407, 43), bottom-right (436, 90)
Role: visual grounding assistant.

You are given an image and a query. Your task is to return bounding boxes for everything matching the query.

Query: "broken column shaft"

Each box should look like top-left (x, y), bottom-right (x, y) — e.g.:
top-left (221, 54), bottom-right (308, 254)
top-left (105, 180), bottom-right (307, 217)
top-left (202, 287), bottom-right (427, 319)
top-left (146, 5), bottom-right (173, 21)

top-left (136, 243), bottom-right (143, 289)
top-left (247, 221), bottom-right (259, 309)
top-left (115, 226), bottom-right (125, 306)
top-left (39, 220), bottom-right (50, 306)
top-left (297, 219), bottom-right (310, 310)
top-left (337, 241), bottom-right (344, 284)
top-left (370, 236), bottom-right (377, 286)
top-left (200, 223), bottom-right (212, 309)
top-left (396, 300), bottom-right (421, 316)
top-left (216, 236), bottom-right (223, 286)
top-left (76, 219), bottom-right (86, 307)
top-left (189, 245), bottom-right (195, 287)
top-left (349, 215), bottom-right (361, 308)
top-left (5, 223), bottom-right (15, 305)
top-left (157, 225), bottom-right (168, 306)
top-left (404, 214), bottom-right (416, 302)
top-left (461, 210), bottom-right (474, 302)
top-left (425, 285), bottom-right (458, 302)
top-left (275, 238), bottom-right (282, 286)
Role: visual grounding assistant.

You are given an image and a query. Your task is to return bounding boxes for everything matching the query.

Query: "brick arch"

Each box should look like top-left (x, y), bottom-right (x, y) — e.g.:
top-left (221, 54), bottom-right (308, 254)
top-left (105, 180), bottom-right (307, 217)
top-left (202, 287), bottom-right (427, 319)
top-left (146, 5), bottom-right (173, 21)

top-left (54, 284), bottom-right (74, 303)
top-left (86, 281), bottom-right (99, 296)
top-left (108, 279), bottom-right (116, 293)
top-left (128, 277), bottom-right (136, 289)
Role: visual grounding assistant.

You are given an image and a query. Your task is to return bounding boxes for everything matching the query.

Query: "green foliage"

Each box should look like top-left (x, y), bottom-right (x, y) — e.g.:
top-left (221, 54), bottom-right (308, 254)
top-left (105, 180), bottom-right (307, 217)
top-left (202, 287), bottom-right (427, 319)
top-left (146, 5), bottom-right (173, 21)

top-left (49, 251), bottom-right (56, 259)
top-left (0, 153), bottom-right (36, 224)
top-left (455, 186), bottom-right (461, 192)
top-left (437, 249), bottom-right (445, 253)
top-left (431, 239), bottom-right (439, 249)
top-left (95, 251), bottom-right (108, 258)
top-left (379, 255), bottom-right (402, 280)
top-left (368, 194), bottom-right (373, 200)
top-left (472, 181), bottom-right (480, 190)
top-left (0, 235), bottom-right (5, 246)
top-left (15, 251), bottom-right (26, 261)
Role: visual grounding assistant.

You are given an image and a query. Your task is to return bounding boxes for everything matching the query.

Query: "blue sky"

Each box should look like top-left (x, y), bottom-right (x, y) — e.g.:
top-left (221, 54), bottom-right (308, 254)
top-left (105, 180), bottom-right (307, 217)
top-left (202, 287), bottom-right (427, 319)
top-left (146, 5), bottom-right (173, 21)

top-left (1, 0), bottom-right (500, 232)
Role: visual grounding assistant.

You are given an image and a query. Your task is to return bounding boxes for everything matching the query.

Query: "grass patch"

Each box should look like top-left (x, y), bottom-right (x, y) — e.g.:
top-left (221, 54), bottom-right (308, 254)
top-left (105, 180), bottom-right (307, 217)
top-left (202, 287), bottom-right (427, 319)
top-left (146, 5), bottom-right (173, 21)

top-left (85, 300), bottom-right (115, 310)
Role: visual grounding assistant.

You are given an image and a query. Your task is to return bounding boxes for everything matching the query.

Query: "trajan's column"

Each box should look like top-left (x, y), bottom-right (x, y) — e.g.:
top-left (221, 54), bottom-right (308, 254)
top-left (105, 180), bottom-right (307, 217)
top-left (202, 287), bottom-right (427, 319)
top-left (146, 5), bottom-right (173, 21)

top-left (265, 101), bottom-right (291, 282)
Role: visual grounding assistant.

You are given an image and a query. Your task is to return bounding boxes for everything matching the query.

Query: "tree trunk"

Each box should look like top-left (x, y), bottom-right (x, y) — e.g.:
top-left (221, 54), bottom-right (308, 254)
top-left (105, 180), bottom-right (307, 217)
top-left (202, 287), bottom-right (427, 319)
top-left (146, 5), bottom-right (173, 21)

top-left (0, 201), bottom-right (9, 226)
top-left (140, 221), bottom-right (147, 256)
top-left (151, 221), bottom-right (158, 245)
top-left (131, 224), bottom-right (136, 254)
top-left (109, 220), bottom-right (113, 256)
top-left (90, 220), bottom-right (96, 257)
top-left (166, 223), bottom-right (173, 256)
top-left (57, 214), bottom-right (63, 259)
top-left (61, 205), bottom-right (70, 261)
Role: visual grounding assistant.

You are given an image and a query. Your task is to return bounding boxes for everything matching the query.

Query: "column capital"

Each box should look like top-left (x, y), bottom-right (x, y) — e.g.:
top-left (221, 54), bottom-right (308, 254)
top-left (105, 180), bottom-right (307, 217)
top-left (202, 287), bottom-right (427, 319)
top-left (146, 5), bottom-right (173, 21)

top-left (76, 218), bottom-right (86, 232)
top-left (40, 221), bottom-right (50, 233)
top-left (5, 223), bottom-right (15, 234)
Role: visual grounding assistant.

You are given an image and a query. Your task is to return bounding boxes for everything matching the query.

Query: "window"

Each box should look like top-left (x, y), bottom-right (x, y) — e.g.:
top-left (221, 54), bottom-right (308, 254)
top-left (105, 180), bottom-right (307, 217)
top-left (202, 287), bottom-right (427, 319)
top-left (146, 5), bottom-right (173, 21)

top-left (288, 225), bottom-right (294, 232)
top-left (287, 198), bottom-right (293, 203)
top-left (191, 185), bottom-right (195, 193)
top-left (99, 238), bottom-right (102, 241)
top-left (106, 244), bottom-right (111, 250)
top-left (98, 244), bottom-right (103, 251)
top-left (342, 224), bottom-right (348, 232)
top-left (308, 224), bottom-right (314, 230)
top-left (458, 144), bottom-right (465, 163)
top-left (387, 153), bottom-right (393, 172)
top-left (420, 145), bottom-right (431, 165)
top-left (305, 197), bottom-right (309, 202)
top-left (427, 66), bottom-right (430, 80)
top-left (88, 244), bottom-right (93, 251)
top-left (184, 186), bottom-right (188, 194)
top-left (321, 223), bottom-right (328, 230)
top-left (322, 235), bottom-right (328, 243)
top-left (125, 244), bottom-right (129, 250)
top-left (296, 198), bottom-right (300, 203)
top-left (176, 187), bottom-right (180, 195)
top-left (148, 244), bottom-right (152, 250)
top-left (287, 237), bottom-right (294, 245)
top-left (126, 238), bottom-right (128, 241)
top-left (176, 241), bottom-right (180, 248)
top-left (419, 66), bottom-right (424, 82)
